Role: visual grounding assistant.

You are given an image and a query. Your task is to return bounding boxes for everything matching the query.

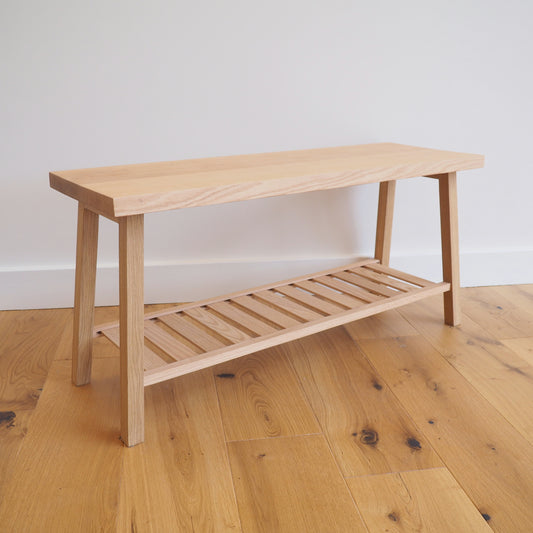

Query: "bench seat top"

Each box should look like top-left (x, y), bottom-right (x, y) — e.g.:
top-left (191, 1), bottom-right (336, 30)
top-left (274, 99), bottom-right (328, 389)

top-left (49, 142), bottom-right (484, 218)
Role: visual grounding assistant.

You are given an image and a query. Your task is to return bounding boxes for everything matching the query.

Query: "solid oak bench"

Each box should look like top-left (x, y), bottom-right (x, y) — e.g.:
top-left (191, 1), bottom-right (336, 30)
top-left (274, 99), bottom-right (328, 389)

top-left (50, 143), bottom-right (484, 446)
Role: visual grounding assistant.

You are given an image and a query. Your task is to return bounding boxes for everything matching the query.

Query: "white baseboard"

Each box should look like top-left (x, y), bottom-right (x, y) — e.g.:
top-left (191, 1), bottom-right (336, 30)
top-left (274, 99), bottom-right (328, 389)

top-left (1, 250), bottom-right (532, 310)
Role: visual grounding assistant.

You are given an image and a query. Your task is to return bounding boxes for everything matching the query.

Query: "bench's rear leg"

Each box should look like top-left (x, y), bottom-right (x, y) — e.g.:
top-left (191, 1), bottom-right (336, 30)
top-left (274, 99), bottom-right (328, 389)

top-left (72, 204), bottom-right (99, 386)
top-left (374, 180), bottom-right (396, 266)
top-left (439, 172), bottom-right (461, 326)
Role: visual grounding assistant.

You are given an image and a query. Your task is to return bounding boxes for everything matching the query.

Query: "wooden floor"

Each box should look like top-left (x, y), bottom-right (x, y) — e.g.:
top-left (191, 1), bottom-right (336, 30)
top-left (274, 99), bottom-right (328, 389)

top-left (1, 285), bottom-right (533, 532)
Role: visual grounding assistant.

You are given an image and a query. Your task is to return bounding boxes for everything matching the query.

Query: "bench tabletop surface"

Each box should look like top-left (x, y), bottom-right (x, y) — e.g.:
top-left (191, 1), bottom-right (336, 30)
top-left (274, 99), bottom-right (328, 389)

top-left (49, 142), bottom-right (483, 218)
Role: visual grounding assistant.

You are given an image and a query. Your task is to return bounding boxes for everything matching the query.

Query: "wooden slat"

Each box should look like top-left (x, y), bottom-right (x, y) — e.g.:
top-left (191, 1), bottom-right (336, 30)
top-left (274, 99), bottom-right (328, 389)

top-left (209, 301), bottom-right (277, 336)
top-left (356, 265), bottom-right (415, 292)
top-left (314, 275), bottom-right (381, 302)
top-left (232, 295), bottom-right (301, 328)
top-left (334, 270), bottom-right (399, 297)
top-left (101, 328), bottom-right (166, 371)
top-left (366, 263), bottom-right (433, 287)
top-left (295, 279), bottom-right (364, 309)
top-left (254, 289), bottom-right (323, 321)
top-left (158, 314), bottom-right (226, 352)
top-left (275, 284), bottom-right (344, 315)
top-left (183, 307), bottom-right (251, 344)
top-left (94, 258), bottom-right (379, 334)
top-left (144, 282), bottom-right (449, 386)
top-left (348, 468), bottom-right (492, 532)
top-left (143, 321), bottom-right (198, 360)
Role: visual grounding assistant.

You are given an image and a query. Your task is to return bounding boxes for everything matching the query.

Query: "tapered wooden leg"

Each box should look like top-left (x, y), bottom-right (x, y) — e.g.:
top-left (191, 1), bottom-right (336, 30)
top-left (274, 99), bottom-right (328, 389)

top-left (72, 204), bottom-right (99, 386)
top-left (439, 172), bottom-right (461, 326)
top-left (374, 180), bottom-right (396, 266)
top-left (119, 214), bottom-right (145, 446)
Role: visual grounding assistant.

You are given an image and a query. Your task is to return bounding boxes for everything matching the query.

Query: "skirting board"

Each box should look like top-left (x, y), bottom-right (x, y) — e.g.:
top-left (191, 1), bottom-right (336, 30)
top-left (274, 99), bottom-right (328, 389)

top-left (1, 250), bottom-right (532, 310)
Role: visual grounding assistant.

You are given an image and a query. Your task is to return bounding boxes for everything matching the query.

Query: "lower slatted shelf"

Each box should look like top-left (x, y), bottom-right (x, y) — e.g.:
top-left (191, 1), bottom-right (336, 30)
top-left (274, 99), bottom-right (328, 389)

top-left (95, 258), bottom-right (449, 387)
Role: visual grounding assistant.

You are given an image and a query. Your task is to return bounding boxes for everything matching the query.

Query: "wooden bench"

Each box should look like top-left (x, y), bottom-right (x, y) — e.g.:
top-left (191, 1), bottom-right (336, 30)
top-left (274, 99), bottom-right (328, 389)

top-left (50, 142), bottom-right (484, 446)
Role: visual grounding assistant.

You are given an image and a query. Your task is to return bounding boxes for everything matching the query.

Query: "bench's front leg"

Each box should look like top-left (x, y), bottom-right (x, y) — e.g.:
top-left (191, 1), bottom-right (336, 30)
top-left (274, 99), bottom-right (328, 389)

top-left (438, 172), bottom-right (461, 326)
top-left (374, 180), bottom-right (396, 266)
top-left (73, 204), bottom-right (99, 386)
top-left (119, 214), bottom-right (145, 446)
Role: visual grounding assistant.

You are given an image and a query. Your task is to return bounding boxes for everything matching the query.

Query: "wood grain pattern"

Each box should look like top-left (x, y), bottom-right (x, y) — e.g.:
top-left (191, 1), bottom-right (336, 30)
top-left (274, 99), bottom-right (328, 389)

top-left (356, 334), bottom-right (533, 532)
top-left (374, 180), bottom-right (396, 266)
top-left (50, 143), bottom-right (484, 217)
top-left (397, 295), bottom-right (533, 446)
top-left (501, 337), bottom-right (533, 367)
top-left (0, 308), bottom-right (71, 410)
top-left (228, 435), bottom-right (366, 532)
top-left (288, 329), bottom-right (442, 476)
top-left (0, 359), bottom-right (123, 531)
top-left (461, 285), bottom-right (533, 339)
top-left (72, 204), bottom-right (99, 385)
top-left (143, 282), bottom-right (449, 386)
top-left (439, 172), bottom-right (461, 325)
top-left (119, 214), bottom-right (145, 446)
top-left (348, 468), bottom-right (492, 532)
top-left (117, 369), bottom-right (241, 532)
top-left (213, 349), bottom-right (320, 441)
top-left (158, 313), bottom-right (226, 351)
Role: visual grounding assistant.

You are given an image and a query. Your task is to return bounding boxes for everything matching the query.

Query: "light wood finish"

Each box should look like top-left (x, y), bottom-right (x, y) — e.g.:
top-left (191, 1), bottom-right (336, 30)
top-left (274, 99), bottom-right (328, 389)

top-left (374, 180), bottom-right (396, 266)
top-left (461, 285), bottom-right (533, 339)
top-left (347, 468), bottom-right (492, 532)
top-left (501, 338), bottom-right (533, 367)
top-left (72, 204), bottom-right (99, 385)
top-left (51, 144), bottom-right (483, 447)
top-left (105, 263), bottom-right (447, 387)
top-left (4, 285), bottom-right (533, 530)
top-left (101, 327), bottom-right (166, 370)
top-left (0, 359), bottom-right (123, 531)
top-left (214, 349), bottom-right (320, 441)
top-left (228, 435), bottom-right (367, 532)
top-left (158, 313), bottom-right (226, 351)
top-left (117, 370), bottom-right (241, 531)
top-left (439, 172), bottom-right (461, 325)
top-left (295, 279), bottom-right (366, 308)
top-left (0, 308), bottom-right (71, 411)
top-left (397, 294), bottom-right (533, 445)
top-left (184, 306), bottom-right (252, 344)
top-left (119, 214), bottom-right (145, 446)
top-left (356, 334), bottom-right (533, 531)
top-left (50, 143), bottom-right (484, 218)
top-left (254, 289), bottom-right (323, 321)
top-left (288, 329), bottom-right (442, 476)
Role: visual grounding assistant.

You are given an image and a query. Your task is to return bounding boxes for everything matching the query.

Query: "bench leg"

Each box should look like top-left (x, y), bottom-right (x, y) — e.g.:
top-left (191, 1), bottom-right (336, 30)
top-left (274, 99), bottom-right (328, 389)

top-left (374, 180), bottom-right (396, 266)
top-left (439, 172), bottom-right (461, 326)
top-left (119, 214), bottom-right (145, 446)
top-left (72, 204), bottom-right (99, 386)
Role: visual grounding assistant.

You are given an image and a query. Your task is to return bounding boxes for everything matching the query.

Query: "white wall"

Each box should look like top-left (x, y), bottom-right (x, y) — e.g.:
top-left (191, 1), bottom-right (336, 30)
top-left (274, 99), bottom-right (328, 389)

top-left (1, 0), bottom-right (532, 309)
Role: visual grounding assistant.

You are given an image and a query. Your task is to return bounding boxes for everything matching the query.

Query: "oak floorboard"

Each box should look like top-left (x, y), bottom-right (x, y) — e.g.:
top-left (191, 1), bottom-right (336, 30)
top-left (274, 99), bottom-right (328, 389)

top-left (461, 285), bottom-right (533, 339)
top-left (501, 338), bottom-right (533, 367)
top-left (347, 468), bottom-right (491, 532)
top-left (117, 369), bottom-right (241, 532)
top-left (213, 348), bottom-right (320, 441)
top-left (0, 308), bottom-right (71, 410)
top-left (228, 435), bottom-right (367, 533)
top-left (286, 328), bottom-right (442, 476)
top-left (0, 359), bottom-right (123, 531)
top-left (356, 335), bottom-right (533, 532)
top-left (393, 295), bottom-right (533, 445)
